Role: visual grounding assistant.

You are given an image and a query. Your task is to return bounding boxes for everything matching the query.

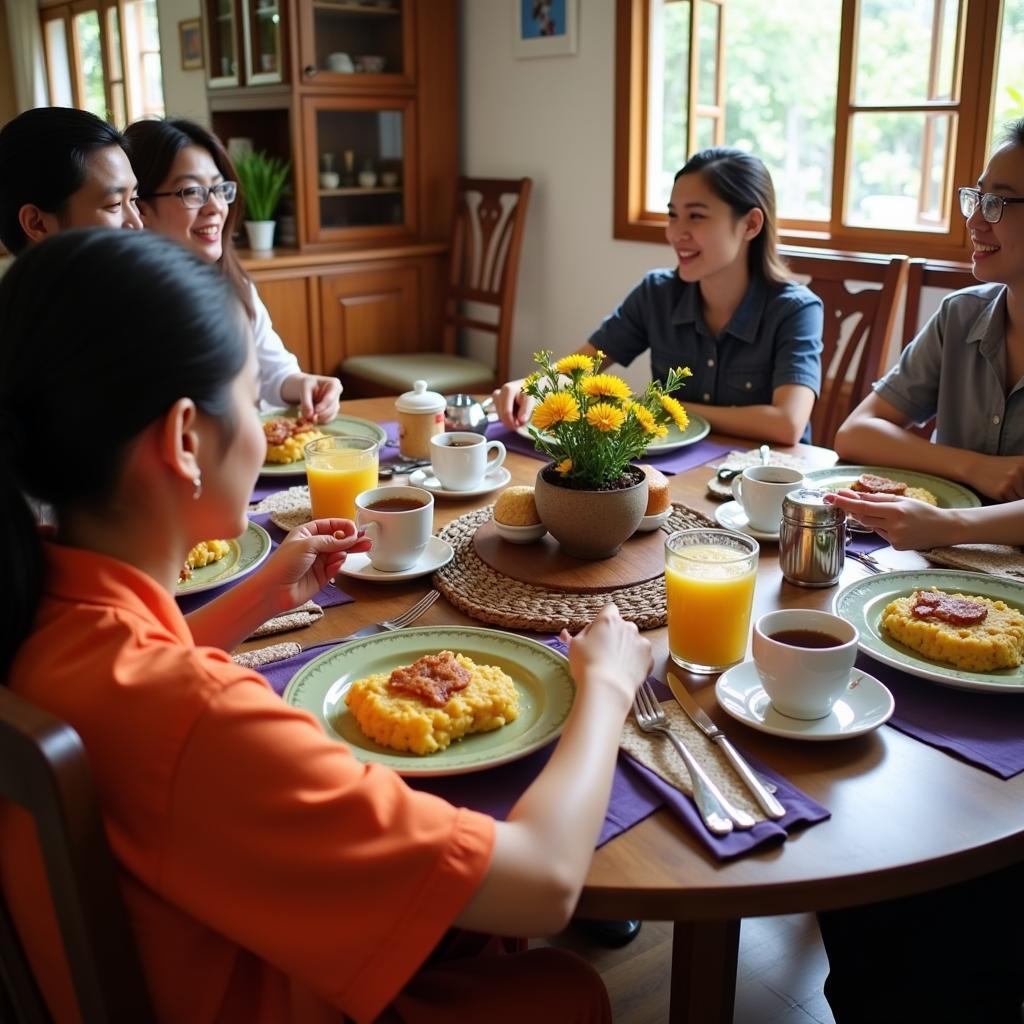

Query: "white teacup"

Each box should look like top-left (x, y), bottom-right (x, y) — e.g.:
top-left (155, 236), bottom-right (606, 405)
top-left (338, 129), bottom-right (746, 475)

top-left (430, 432), bottom-right (506, 491)
top-left (731, 466), bottom-right (804, 533)
top-left (752, 609), bottom-right (859, 720)
top-left (354, 485), bottom-right (433, 572)
top-left (327, 51), bottom-right (354, 72)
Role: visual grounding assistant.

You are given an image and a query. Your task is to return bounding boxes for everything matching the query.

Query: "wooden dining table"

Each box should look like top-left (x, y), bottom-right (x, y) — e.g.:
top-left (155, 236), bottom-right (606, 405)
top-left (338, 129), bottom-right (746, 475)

top-left (240, 396), bottom-right (1024, 1024)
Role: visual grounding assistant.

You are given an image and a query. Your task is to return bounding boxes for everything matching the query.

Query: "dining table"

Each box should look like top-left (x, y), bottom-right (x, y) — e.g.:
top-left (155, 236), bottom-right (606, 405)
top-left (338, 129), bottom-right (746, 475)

top-left (236, 396), bottom-right (1024, 1024)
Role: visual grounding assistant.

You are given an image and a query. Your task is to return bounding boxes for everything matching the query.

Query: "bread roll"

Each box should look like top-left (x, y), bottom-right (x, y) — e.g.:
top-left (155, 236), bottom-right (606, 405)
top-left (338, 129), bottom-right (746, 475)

top-left (493, 486), bottom-right (541, 526)
top-left (639, 465), bottom-right (670, 515)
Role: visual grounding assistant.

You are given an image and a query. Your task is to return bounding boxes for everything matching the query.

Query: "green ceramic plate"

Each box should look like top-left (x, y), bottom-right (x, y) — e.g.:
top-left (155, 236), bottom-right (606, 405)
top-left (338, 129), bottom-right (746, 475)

top-left (803, 465), bottom-right (981, 509)
top-left (832, 569), bottom-right (1024, 692)
top-left (261, 409), bottom-right (389, 476)
top-left (283, 626), bottom-right (576, 775)
top-left (516, 411), bottom-right (710, 455)
top-left (175, 522), bottom-right (272, 596)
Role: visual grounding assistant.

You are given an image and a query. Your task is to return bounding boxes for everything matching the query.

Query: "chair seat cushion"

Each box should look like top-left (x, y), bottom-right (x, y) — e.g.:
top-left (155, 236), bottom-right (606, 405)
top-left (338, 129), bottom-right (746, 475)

top-left (341, 354), bottom-right (495, 394)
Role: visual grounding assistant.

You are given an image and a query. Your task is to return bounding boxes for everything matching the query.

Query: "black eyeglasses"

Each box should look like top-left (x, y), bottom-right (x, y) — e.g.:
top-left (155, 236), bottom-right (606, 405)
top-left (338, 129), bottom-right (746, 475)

top-left (958, 187), bottom-right (1024, 225)
top-left (141, 181), bottom-right (238, 209)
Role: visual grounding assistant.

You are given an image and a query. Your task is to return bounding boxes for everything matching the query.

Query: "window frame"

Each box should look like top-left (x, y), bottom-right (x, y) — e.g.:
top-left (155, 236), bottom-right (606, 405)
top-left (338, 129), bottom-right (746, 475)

top-left (614, 0), bottom-right (1006, 260)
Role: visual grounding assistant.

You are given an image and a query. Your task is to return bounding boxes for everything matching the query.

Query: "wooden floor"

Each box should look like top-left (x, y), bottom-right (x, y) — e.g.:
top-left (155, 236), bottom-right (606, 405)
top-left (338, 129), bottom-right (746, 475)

top-left (537, 912), bottom-right (836, 1023)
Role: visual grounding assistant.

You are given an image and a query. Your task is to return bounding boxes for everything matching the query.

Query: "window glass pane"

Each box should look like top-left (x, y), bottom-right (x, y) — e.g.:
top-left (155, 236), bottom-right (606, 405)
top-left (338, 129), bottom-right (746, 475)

top-left (111, 81), bottom-right (126, 128)
top-left (721, 0), bottom-right (840, 222)
top-left (854, 0), bottom-right (961, 105)
top-left (45, 19), bottom-right (74, 107)
top-left (695, 116), bottom-right (715, 150)
top-left (73, 10), bottom-right (107, 120)
top-left (106, 6), bottom-right (123, 79)
top-left (845, 111), bottom-right (954, 230)
top-left (696, 1), bottom-right (718, 107)
top-left (646, 0), bottom-right (691, 212)
top-left (123, 0), bottom-right (164, 119)
top-left (990, 0), bottom-right (1024, 154)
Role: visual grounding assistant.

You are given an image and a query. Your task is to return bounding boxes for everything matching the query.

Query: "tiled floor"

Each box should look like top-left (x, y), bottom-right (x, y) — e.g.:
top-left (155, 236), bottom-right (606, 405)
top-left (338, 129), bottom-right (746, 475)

top-left (538, 912), bottom-right (835, 1023)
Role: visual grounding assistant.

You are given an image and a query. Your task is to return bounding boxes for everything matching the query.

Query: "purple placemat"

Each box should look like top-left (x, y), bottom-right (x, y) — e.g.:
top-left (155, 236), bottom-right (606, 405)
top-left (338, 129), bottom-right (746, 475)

top-left (860, 653), bottom-right (1024, 779)
top-left (176, 510), bottom-right (356, 614)
top-left (262, 634), bottom-right (828, 861)
top-left (485, 423), bottom-right (732, 478)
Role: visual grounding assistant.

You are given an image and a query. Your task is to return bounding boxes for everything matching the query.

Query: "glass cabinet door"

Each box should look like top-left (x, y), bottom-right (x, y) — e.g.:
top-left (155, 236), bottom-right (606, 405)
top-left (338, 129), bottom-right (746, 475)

top-left (304, 97), bottom-right (415, 242)
top-left (206, 0), bottom-right (240, 85)
top-left (301, 0), bottom-right (409, 82)
top-left (243, 0), bottom-right (284, 83)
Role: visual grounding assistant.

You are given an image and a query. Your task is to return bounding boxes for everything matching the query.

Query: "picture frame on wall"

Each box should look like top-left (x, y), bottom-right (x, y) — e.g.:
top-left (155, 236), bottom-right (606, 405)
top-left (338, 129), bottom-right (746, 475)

top-left (179, 19), bottom-right (203, 71)
top-left (512, 0), bottom-right (578, 58)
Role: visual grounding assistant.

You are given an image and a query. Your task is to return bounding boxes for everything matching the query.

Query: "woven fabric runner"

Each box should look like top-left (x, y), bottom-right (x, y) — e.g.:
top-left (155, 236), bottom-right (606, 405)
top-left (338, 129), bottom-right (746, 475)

top-left (433, 502), bottom-right (716, 632)
top-left (923, 543), bottom-right (1024, 581)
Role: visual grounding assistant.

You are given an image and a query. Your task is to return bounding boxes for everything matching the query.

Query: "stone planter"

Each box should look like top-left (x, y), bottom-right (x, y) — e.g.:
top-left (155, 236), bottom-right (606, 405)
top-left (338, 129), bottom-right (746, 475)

top-left (244, 220), bottom-right (276, 252)
top-left (534, 465), bottom-right (648, 560)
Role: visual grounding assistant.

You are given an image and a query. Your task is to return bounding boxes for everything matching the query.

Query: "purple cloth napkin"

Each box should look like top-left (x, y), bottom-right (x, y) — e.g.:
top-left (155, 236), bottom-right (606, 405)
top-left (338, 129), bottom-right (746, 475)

top-left (485, 423), bottom-right (732, 477)
top-left (847, 532), bottom-right (890, 555)
top-left (176, 510), bottom-right (355, 614)
top-left (859, 653), bottom-right (1024, 779)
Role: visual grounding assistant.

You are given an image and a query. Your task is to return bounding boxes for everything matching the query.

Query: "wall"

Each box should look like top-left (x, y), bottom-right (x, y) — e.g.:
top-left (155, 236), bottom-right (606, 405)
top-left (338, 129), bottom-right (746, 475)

top-left (0, 2), bottom-right (17, 123)
top-left (461, 0), bottom-right (664, 391)
top-left (156, 0), bottom-right (209, 125)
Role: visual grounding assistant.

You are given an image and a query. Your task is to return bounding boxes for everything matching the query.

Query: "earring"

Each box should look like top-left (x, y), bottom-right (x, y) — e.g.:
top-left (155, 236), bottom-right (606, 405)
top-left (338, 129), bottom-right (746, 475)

top-left (192, 472), bottom-right (203, 500)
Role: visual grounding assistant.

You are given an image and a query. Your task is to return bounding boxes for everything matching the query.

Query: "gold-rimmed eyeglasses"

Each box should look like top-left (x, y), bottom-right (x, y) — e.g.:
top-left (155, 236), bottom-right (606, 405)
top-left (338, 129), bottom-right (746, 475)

top-left (141, 181), bottom-right (238, 209)
top-left (958, 187), bottom-right (1024, 225)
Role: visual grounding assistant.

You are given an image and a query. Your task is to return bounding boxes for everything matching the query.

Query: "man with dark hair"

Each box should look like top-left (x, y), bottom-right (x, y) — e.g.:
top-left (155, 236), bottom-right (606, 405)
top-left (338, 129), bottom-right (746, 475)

top-left (0, 107), bottom-right (141, 254)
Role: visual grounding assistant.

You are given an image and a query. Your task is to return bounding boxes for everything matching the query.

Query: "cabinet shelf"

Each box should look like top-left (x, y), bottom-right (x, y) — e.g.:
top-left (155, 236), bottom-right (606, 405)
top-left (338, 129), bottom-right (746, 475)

top-left (311, 1), bottom-right (398, 15)
top-left (319, 186), bottom-right (401, 196)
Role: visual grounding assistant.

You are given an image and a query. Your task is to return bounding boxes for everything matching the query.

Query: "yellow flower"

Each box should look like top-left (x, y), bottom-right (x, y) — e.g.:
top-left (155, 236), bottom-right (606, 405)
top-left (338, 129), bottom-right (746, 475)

top-left (522, 372), bottom-right (540, 390)
top-left (675, 365), bottom-right (693, 378)
top-left (653, 424), bottom-right (669, 439)
top-left (586, 402), bottom-right (626, 432)
top-left (555, 458), bottom-right (573, 475)
top-left (660, 395), bottom-right (689, 431)
top-left (554, 353), bottom-right (594, 375)
top-left (532, 392), bottom-right (581, 430)
top-left (632, 405), bottom-right (658, 434)
top-left (581, 374), bottom-right (631, 401)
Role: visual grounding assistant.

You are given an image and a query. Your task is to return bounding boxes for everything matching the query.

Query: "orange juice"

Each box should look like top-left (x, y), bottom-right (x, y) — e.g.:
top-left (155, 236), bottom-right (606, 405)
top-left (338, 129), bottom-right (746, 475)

top-left (665, 538), bottom-right (758, 671)
top-left (305, 437), bottom-right (380, 521)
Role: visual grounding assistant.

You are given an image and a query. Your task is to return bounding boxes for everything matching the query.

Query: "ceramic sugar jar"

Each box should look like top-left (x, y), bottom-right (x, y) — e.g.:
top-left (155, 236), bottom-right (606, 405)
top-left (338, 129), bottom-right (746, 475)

top-left (395, 380), bottom-right (445, 459)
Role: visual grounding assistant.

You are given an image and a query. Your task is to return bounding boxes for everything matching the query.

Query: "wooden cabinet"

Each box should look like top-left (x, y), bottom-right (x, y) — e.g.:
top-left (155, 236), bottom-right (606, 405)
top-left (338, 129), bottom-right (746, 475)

top-left (247, 271), bottom-right (316, 370)
top-left (204, 0), bottom-right (286, 87)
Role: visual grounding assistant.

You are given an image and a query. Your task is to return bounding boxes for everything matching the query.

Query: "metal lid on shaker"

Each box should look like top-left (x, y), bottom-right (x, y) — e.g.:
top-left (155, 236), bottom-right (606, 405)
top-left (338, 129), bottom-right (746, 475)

top-left (782, 487), bottom-right (846, 526)
top-left (395, 379), bottom-right (445, 413)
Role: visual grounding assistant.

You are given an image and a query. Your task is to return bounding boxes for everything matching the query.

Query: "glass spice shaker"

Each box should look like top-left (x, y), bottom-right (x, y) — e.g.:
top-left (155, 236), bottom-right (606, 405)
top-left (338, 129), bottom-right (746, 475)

top-left (778, 487), bottom-right (847, 588)
top-left (395, 380), bottom-right (445, 459)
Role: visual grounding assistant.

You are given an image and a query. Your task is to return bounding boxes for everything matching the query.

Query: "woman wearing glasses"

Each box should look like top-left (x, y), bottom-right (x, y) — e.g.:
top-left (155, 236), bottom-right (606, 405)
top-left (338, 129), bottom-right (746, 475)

top-left (124, 118), bottom-right (342, 422)
top-left (835, 118), bottom-right (1024, 501)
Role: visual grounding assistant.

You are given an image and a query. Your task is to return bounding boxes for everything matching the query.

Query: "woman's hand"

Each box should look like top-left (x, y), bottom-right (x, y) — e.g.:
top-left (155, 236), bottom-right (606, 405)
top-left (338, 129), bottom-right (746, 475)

top-left (283, 373), bottom-right (343, 422)
top-left (824, 489), bottom-right (958, 550)
top-left (259, 519), bottom-right (371, 611)
top-left (559, 604), bottom-right (652, 710)
top-left (493, 379), bottom-right (534, 429)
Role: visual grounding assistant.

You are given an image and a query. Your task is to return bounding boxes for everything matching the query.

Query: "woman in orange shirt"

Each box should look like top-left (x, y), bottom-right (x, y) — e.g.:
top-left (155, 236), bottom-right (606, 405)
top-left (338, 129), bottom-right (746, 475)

top-left (0, 230), bottom-right (652, 1023)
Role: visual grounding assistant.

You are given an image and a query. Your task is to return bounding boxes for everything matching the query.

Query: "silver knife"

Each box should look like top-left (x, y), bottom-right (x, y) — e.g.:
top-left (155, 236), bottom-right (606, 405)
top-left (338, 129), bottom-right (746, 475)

top-left (667, 672), bottom-right (786, 820)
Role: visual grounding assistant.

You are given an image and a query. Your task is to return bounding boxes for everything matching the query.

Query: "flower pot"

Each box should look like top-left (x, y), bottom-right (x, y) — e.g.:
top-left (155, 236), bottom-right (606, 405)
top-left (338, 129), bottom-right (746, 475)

top-left (534, 465), bottom-right (648, 560)
top-left (244, 220), bottom-right (276, 252)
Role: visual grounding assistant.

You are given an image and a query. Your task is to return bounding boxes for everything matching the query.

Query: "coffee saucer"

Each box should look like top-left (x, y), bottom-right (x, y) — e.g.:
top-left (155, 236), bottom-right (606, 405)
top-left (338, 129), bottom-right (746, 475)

top-left (408, 466), bottom-right (511, 498)
top-left (336, 536), bottom-right (454, 582)
top-left (714, 500), bottom-right (780, 541)
top-left (715, 659), bottom-right (894, 741)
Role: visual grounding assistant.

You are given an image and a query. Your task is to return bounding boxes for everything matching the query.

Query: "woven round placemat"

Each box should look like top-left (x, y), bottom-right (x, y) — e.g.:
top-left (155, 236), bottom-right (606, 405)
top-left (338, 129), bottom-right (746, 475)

top-left (433, 502), bottom-right (717, 632)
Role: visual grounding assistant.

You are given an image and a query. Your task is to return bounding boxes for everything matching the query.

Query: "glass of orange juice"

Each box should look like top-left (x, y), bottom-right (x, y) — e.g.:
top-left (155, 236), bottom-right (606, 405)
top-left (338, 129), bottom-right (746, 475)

top-left (304, 435), bottom-right (380, 522)
top-left (665, 528), bottom-right (759, 673)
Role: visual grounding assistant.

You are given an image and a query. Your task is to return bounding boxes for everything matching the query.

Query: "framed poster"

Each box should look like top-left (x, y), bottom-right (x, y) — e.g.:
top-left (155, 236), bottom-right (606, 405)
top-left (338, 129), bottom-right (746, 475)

top-left (179, 19), bottom-right (203, 71)
top-left (512, 0), bottom-right (578, 58)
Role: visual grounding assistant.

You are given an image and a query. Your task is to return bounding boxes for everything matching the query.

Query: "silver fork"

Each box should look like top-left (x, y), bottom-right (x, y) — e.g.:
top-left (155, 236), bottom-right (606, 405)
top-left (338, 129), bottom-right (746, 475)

top-left (846, 548), bottom-right (884, 574)
top-left (633, 681), bottom-right (753, 834)
top-left (298, 590), bottom-right (440, 653)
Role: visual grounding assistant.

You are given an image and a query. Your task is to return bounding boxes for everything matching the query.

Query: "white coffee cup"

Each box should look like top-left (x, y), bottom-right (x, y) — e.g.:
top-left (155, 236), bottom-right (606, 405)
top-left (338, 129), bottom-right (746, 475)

top-left (752, 609), bottom-right (859, 720)
top-left (354, 485), bottom-right (433, 572)
top-left (430, 432), bottom-right (506, 491)
top-left (327, 51), bottom-right (354, 72)
top-left (731, 466), bottom-right (805, 533)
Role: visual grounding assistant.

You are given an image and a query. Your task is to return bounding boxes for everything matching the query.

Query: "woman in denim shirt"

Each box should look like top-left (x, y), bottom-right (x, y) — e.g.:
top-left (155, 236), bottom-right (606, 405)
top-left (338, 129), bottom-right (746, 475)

top-left (496, 148), bottom-right (823, 445)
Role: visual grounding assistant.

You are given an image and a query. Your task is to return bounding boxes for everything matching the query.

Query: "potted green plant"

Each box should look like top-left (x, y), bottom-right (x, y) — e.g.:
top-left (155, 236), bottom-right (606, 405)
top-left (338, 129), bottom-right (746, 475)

top-left (234, 149), bottom-right (291, 252)
top-left (521, 351), bottom-right (692, 558)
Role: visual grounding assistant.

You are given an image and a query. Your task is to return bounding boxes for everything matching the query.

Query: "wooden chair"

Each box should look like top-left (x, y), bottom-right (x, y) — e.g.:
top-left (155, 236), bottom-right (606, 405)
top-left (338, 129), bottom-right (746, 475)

top-left (339, 176), bottom-right (532, 397)
top-left (901, 257), bottom-right (976, 348)
top-left (0, 686), bottom-right (153, 1023)
top-left (781, 246), bottom-right (909, 449)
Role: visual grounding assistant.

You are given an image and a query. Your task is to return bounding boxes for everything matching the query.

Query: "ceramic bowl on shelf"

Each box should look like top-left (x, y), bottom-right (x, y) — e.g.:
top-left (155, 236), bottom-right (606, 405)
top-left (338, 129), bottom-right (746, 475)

top-left (493, 520), bottom-right (547, 544)
top-left (327, 52), bottom-right (354, 73)
top-left (357, 54), bottom-right (386, 73)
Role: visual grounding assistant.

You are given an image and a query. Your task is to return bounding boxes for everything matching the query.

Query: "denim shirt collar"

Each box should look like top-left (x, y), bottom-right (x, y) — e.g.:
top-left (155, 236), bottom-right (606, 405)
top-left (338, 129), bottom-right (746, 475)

top-left (670, 274), bottom-right (768, 345)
